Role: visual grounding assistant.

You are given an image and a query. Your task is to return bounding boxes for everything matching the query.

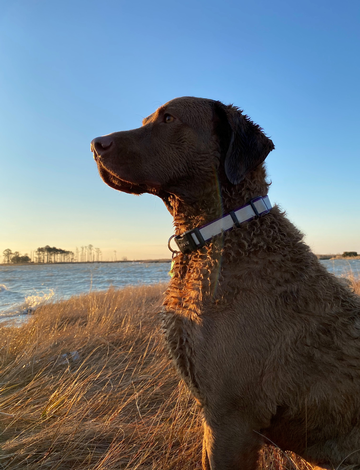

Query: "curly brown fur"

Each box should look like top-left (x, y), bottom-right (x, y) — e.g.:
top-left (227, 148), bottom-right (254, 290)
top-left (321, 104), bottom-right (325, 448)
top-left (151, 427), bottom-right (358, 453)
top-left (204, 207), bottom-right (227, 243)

top-left (91, 97), bottom-right (360, 470)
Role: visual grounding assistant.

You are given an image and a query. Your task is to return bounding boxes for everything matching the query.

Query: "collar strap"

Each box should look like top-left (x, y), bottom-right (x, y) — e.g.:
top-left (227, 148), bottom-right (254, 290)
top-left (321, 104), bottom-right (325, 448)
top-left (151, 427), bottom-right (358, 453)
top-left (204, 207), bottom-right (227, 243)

top-left (170, 196), bottom-right (272, 254)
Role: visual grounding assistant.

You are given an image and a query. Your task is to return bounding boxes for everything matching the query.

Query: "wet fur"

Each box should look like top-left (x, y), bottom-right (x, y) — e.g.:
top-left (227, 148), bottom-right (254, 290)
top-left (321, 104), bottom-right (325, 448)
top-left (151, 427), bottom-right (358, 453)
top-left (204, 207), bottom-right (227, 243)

top-left (92, 97), bottom-right (360, 470)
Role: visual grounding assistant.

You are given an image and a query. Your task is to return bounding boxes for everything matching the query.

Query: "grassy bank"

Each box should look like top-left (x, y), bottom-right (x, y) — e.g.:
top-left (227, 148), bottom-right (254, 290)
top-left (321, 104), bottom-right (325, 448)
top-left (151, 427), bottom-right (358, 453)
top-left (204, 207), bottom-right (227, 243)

top-left (1, 279), bottom-right (359, 469)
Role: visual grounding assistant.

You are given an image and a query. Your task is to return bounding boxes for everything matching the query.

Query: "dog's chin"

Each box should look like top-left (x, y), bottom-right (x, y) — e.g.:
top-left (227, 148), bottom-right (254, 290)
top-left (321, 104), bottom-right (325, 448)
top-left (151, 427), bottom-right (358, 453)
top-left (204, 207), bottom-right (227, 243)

top-left (97, 162), bottom-right (146, 195)
top-left (96, 161), bottom-right (165, 196)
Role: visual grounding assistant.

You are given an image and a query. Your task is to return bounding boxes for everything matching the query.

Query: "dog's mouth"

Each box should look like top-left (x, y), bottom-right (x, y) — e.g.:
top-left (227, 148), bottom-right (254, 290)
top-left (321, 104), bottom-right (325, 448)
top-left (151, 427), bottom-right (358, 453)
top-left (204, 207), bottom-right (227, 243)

top-left (95, 159), bottom-right (147, 195)
top-left (95, 158), bottom-right (165, 197)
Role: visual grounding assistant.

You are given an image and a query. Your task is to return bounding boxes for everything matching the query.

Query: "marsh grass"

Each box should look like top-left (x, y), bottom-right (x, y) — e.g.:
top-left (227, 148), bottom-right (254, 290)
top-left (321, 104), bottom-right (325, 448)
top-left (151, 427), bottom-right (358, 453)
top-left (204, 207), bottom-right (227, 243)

top-left (0, 278), bottom-right (359, 469)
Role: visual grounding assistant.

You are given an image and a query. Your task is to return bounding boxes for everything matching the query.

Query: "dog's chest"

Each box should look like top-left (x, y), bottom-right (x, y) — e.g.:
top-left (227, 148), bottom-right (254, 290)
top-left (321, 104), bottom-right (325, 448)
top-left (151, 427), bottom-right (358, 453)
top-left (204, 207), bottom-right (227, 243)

top-left (160, 303), bottom-right (206, 404)
top-left (161, 254), bottom-right (220, 403)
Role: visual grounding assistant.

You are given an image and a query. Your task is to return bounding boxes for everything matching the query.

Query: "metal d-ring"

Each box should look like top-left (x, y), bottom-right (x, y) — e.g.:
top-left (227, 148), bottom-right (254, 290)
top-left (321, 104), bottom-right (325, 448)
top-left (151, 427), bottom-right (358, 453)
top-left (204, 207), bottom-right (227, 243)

top-left (168, 235), bottom-right (180, 256)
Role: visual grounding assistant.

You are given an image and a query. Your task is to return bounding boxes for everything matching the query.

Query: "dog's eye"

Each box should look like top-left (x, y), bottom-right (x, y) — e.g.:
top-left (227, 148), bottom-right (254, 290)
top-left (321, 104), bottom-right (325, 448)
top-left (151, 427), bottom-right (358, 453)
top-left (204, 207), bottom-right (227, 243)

top-left (164, 113), bottom-right (175, 123)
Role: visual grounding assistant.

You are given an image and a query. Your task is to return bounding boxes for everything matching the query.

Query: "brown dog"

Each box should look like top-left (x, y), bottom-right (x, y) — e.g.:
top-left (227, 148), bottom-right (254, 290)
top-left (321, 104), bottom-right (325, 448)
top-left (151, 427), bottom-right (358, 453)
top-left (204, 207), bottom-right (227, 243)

top-left (91, 97), bottom-right (360, 470)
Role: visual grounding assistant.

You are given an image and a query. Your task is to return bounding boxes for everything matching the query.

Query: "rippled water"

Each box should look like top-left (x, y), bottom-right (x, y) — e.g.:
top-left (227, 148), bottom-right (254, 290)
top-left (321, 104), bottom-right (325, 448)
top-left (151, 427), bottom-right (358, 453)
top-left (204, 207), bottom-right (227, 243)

top-left (0, 259), bottom-right (359, 325)
top-left (320, 258), bottom-right (360, 278)
top-left (0, 262), bottom-right (171, 324)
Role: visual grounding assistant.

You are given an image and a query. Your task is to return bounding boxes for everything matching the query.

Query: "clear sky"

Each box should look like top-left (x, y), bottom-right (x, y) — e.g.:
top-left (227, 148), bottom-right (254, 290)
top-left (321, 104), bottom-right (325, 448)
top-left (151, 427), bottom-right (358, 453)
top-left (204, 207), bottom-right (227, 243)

top-left (1, 0), bottom-right (359, 260)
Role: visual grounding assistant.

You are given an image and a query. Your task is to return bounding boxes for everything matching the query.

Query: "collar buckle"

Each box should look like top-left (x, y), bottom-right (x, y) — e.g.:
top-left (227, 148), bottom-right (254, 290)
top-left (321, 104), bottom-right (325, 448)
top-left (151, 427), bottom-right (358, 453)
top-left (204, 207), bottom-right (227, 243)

top-left (174, 228), bottom-right (205, 254)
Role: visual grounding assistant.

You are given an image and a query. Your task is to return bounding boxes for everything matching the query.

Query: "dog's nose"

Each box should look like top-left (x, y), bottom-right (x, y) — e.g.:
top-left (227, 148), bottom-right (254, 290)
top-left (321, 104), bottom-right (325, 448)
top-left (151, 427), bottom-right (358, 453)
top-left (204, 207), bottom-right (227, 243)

top-left (91, 136), bottom-right (113, 158)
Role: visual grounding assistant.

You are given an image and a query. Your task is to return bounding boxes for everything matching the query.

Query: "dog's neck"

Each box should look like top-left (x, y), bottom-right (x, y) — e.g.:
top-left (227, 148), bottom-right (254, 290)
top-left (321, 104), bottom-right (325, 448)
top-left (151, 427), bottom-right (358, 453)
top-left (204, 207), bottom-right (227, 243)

top-left (168, 166), bottom-right (270, 236)
top-left (164, 166), bottom-right (273, 316)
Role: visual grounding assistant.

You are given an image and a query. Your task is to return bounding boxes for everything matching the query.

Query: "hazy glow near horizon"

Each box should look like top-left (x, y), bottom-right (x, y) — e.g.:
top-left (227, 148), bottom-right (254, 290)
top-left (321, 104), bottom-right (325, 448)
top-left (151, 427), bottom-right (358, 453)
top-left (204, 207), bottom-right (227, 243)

top-left (1, 0), bottom-right (359, 260)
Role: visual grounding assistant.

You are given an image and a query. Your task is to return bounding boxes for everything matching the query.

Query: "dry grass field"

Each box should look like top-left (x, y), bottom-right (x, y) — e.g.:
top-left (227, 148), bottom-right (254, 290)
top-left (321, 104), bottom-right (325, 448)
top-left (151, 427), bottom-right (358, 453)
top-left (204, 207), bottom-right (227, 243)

top-left (1, 277), bottom-right (359, 469)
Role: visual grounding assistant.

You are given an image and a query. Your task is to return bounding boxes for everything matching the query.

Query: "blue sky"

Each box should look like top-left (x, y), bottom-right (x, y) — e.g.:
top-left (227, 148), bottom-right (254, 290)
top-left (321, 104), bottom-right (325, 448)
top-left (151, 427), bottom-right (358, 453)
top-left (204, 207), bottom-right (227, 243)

top-left (1, 0), bottom-right (359, 260)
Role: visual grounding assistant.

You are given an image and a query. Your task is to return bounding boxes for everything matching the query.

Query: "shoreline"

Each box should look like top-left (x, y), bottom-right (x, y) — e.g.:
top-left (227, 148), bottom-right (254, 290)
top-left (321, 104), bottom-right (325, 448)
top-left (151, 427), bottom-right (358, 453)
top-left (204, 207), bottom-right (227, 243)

top-left (2, 257), bottom-right (360, 266)
top-left (317, 256), bottom-right (360, 261)
top-left (0, 259), bottom-right (171, 267)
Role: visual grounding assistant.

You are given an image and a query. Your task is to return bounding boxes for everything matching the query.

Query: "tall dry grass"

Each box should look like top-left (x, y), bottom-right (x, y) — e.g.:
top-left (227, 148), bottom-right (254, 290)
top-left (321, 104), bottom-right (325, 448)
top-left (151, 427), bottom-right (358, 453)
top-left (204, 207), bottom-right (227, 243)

top-left (1, 278), bottom-right (359, 469)
top-left (347, 275), bottom-right (360, 296)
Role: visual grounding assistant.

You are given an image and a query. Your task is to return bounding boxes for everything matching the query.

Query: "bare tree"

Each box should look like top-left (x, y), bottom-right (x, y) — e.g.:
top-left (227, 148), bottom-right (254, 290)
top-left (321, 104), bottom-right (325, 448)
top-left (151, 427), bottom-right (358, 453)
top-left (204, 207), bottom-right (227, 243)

top-left (88, 245), bottom-right (93, 262)
top-left (35, 247), bottom-right (45, 263)
top-left (3, 249), bottom-right (12, 263)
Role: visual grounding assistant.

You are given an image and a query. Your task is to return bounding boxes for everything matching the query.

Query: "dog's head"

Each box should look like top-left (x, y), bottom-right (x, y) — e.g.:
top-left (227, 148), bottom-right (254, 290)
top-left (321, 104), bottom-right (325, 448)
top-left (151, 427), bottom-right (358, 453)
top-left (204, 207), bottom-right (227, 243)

top-left (91, 97), bottom-right (274, 208)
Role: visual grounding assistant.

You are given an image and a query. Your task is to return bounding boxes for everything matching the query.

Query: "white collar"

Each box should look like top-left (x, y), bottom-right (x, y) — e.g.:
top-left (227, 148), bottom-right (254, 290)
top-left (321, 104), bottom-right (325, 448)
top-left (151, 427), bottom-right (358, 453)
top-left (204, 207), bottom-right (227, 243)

top-left (168, 196), bottom-right (272, 254)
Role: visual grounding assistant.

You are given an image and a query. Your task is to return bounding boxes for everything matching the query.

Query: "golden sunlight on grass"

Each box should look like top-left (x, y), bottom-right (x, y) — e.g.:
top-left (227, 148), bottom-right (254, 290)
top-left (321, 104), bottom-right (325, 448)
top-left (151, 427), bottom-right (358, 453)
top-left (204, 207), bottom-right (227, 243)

top-left (350, 276), bottom-right (360, 296)
top-left (1, 279), bottom-right (358, 469)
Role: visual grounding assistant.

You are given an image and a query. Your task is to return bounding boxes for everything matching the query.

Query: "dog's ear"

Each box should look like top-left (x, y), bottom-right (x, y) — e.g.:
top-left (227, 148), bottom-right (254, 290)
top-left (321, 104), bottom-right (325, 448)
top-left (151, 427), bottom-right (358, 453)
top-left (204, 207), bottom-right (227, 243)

top-left (213, 102), bottom-right (274, 185)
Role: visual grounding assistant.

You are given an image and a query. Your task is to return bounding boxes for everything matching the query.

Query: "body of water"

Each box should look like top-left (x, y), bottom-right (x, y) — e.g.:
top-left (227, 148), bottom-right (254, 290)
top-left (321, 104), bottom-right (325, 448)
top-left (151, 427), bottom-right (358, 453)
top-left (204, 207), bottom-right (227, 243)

top-left (0, 262), bottom-right (171, 325)
top-left (0, 259), bottom-right (359, 325)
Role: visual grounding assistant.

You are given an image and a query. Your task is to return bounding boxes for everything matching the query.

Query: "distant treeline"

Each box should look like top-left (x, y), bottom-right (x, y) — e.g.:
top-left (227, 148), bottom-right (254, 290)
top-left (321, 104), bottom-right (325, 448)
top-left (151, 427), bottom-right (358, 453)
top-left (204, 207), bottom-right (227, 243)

top-left (3, 246), bottom-right (73, 264)
top-left (317, 252), bottom-right (359, 260)
top-left (3, 250), bottom-right (31, 264)
top-left (2, 245), bottom-right (103, 264)
top-left (343, 251), bottom-right (358, 258)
